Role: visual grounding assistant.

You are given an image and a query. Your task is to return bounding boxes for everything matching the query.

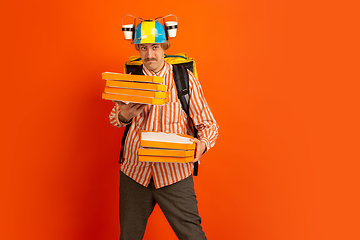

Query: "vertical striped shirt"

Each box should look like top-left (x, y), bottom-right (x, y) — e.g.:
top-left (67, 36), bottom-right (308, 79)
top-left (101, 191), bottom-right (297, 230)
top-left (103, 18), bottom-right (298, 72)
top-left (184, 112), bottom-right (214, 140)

top-left (109, 62), bottom-right (218, 188)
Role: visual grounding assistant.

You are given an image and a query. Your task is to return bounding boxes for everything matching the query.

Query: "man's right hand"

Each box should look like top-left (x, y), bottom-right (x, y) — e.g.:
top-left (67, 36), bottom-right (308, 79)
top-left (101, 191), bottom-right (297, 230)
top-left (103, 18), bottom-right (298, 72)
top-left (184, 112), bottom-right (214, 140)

top-left (113, 101), bottom-right (147, 123)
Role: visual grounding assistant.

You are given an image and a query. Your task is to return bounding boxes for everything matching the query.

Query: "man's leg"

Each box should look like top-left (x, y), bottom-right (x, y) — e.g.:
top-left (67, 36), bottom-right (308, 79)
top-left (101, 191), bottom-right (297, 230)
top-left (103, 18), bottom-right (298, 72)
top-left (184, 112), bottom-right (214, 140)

top-left (119, 171), bottom-right (156, 240)
top-left (153, 175), bottom-right (207, 240)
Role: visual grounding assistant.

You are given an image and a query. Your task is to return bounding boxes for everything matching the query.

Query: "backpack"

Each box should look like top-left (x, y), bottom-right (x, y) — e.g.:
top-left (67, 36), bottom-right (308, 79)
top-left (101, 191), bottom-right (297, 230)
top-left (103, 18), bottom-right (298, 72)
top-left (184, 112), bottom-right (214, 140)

top-left (119, 53), bottom-right (199, 176)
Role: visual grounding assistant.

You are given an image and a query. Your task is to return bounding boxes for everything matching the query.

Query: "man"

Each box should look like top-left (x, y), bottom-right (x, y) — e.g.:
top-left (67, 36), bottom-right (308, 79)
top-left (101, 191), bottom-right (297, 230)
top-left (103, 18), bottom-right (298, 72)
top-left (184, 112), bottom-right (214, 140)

top-left (109, 19), bottom-right (219, 240)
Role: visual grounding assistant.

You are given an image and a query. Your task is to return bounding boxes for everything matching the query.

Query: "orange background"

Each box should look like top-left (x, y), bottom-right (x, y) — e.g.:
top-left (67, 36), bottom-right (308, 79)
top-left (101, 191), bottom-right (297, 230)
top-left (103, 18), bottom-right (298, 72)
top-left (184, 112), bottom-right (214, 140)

top-left (1, 0), bottom-right (359, 239)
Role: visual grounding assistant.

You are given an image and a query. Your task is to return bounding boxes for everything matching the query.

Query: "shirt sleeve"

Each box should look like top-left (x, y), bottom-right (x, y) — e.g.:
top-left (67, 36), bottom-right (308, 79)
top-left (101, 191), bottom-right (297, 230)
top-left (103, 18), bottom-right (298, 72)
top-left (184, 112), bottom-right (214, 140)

top-left (109, 103), bottom-right (132, 128)
top-left (188, 70), bottom-right (219, 152)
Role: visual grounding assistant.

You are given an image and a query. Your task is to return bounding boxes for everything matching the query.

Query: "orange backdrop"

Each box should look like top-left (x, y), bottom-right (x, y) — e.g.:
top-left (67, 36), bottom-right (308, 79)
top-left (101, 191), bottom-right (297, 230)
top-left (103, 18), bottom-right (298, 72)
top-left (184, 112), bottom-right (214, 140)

top-left (1, 0), bottom-right (359, 239)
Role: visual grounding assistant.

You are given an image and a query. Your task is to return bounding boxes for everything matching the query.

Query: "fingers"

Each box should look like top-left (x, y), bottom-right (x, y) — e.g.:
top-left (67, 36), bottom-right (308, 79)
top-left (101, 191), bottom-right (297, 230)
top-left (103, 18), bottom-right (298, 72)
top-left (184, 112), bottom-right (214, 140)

top-left (123, 103), bottom-right (137, 109)
top-left (190, 138), bottom-right (200, 144)
top-left (113, 100), bottom-right (127, 107)
top-left (194, 147), bottom-right (202, 162)
top-left (133, 104), bottom-right (147, 111)
top-left (114, 101), bottom-right (147, 121)
top-left (191, 138), bottom-right (204, 163)
top-left (114, 101), bottom-right (146, 111)
top-left (128, 103), bottom-right (138, 108)
top-left (128, 104), bottom-right (146, 114)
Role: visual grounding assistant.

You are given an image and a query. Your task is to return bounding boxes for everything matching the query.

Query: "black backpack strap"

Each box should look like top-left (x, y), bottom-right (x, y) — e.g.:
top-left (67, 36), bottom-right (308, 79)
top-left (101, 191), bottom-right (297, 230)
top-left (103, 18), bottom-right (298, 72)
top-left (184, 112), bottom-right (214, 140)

top-left (172, 64), bottom-right (199, 176)
top-left (132, 64), bottom-right (145, 76)
top-left (173, 64), bottom-right (190, 114)
top-left (119, 123), bottom-right (131, 163)
top-left (119, 65), bottom-right (144, 164)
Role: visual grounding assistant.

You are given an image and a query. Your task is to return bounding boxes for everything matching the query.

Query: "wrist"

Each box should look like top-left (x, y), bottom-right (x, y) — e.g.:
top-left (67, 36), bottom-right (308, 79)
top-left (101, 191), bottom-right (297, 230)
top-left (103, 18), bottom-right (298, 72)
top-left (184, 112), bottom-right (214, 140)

top-left (200, 140), bottom-right (208, 154)
top-left (118, 112), bottom-right (132, 123)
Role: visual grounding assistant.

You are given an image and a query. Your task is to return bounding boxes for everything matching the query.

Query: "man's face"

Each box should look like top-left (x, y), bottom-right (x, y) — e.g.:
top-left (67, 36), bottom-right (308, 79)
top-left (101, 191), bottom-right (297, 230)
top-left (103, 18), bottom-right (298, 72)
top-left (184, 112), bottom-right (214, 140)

top-left (139, 43), bottom-right (165, 73)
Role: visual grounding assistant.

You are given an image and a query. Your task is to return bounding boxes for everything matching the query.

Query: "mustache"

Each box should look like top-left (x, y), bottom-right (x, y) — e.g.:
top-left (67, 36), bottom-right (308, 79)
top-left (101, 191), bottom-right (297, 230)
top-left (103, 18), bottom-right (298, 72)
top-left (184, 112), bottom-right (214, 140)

top-left (144, 58), bottom-right (157, 62)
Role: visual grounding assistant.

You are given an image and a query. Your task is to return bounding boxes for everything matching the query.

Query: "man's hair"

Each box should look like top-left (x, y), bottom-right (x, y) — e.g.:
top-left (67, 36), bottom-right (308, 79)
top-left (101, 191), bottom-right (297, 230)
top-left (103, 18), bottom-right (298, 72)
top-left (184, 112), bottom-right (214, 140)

top-left (135, 40), bottom-right (170, 51)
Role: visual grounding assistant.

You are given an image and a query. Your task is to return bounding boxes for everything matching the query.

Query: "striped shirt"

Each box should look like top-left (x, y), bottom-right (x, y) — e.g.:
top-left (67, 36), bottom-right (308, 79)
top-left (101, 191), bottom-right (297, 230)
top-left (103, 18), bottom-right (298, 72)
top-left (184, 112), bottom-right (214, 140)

top-left (109, 61), bottom-right (218, 188)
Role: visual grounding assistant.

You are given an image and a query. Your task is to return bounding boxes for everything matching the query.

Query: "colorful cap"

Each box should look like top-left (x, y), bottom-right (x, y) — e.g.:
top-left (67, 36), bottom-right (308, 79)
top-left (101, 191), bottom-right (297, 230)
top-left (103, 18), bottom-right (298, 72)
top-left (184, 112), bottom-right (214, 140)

top-left (133, 20), bottom-right (167, 44)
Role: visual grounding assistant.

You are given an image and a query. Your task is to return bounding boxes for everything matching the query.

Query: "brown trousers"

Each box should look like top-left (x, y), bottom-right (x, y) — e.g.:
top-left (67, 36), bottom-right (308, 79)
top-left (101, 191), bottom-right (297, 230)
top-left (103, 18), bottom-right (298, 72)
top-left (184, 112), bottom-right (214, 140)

top-left (119, 171), bottom-right (207, 240)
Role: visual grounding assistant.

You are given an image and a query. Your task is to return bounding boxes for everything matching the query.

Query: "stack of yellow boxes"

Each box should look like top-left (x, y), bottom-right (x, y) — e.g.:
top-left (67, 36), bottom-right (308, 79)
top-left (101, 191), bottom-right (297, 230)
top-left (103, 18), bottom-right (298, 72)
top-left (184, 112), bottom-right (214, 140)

top-left (138, 131), bottom-right (195, 163)
top-left (102, 72), bottom-right (168, 105)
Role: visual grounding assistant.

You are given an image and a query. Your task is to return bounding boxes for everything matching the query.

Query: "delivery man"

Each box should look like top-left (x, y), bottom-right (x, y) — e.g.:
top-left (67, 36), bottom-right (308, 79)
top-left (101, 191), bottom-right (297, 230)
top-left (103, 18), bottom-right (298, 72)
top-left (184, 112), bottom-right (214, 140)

top-left (109, 18), bottom-right (219, 240)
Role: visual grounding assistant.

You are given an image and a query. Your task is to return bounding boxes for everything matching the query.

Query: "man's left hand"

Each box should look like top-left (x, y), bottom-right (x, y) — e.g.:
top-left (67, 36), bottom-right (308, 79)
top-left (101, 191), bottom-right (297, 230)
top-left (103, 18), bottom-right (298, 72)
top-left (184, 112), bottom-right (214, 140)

top-left (191, 138), bottom-right (206, 163)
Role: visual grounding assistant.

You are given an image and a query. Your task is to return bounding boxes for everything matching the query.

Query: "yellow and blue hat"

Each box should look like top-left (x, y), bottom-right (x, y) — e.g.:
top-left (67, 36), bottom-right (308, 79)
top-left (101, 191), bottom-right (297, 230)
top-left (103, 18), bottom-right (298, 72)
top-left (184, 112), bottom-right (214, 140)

top-left (133, 20), bottom-right (167, 44)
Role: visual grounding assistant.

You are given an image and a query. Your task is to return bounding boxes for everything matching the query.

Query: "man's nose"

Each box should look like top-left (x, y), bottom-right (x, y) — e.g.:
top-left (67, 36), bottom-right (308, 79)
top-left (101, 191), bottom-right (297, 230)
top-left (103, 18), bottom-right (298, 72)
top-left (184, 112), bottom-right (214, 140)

top-left (146, 49), bottom-right (155, 58)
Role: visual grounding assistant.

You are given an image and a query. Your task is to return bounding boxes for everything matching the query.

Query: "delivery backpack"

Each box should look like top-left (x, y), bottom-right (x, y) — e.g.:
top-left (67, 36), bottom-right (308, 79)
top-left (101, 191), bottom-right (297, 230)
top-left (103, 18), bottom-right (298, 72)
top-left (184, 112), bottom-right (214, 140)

top-left (119, 53), bottom-right (200, 176)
